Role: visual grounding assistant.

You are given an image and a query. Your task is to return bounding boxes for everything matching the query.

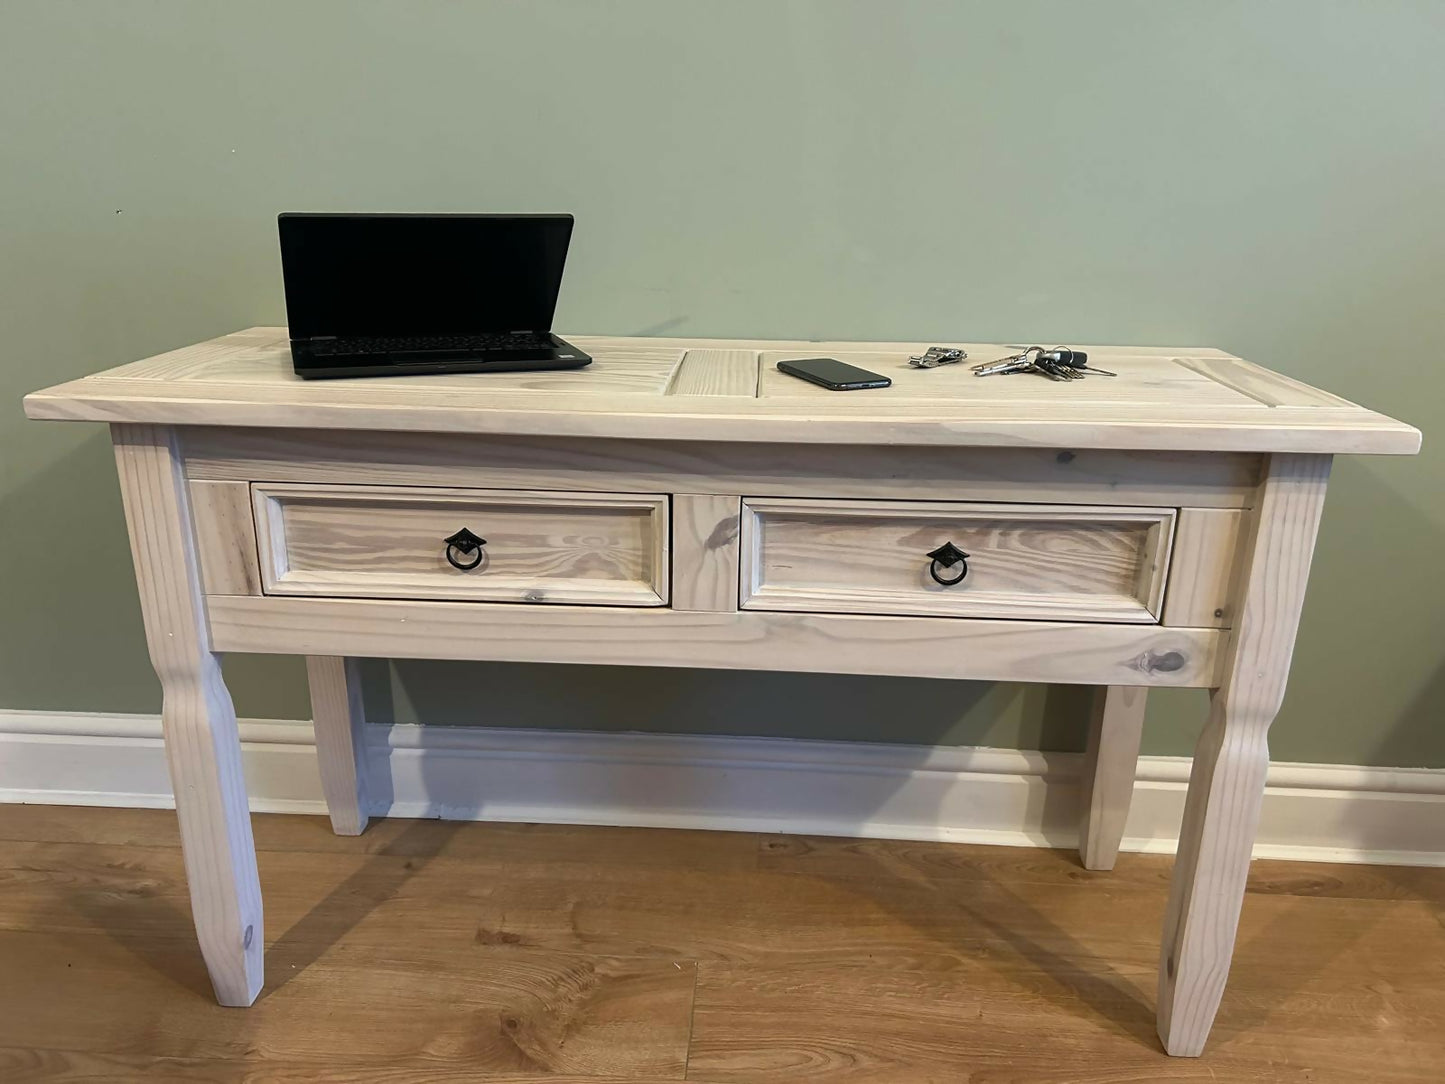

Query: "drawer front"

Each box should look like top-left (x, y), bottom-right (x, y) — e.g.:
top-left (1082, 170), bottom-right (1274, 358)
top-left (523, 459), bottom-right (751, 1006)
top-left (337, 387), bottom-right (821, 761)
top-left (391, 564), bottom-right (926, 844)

top-left (740, 498), bottom-right (1175, 623)
top-left (252, 484), bottom-right (669, 606)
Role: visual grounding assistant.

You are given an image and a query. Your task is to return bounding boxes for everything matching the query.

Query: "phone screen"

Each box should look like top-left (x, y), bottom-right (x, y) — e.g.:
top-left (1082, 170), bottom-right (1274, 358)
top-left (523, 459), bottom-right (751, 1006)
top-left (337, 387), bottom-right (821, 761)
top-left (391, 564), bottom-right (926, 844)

top-left (778, 358), bottom-right (891, 389)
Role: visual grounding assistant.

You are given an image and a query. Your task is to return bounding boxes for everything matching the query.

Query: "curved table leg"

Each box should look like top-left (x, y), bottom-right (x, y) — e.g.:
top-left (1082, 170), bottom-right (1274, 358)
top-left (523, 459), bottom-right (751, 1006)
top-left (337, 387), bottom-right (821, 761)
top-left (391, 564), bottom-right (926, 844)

top-left (1157, 453), bottom-right (1331, 1056)
top-left (114, 424), bottom-right (264, 1006)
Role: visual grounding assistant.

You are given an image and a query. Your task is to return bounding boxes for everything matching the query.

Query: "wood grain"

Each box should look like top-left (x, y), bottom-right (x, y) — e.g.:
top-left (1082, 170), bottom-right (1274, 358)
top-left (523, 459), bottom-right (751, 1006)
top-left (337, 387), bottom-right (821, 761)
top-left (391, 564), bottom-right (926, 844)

top-left (110, 423), bottom-right (264, 1005)
top-left (741, 498), bottom-right (1175, 623)
top-left (41, 383), bottom-right (1415, 452)
top-left (188, 479), bottom-right (262, 596)
top-left (305, 656), bottom-right (369, 836)
top-left (205, 595), bottom-right (1225, 688)
top-left (181, 428), bottom-right (1265, 508)
top-left (1172, 356), bottom-right (1355, 408)
top-left (0, 932), bottom-right (693, 1078)
top-left (0, 1051), bottom-right (678, 1084)
top-left (252, 484), bottom-right (669, 607)
top-left (1079, 686), bottom-right (1148, 871)
top-left (665, 348), bottom-right (760, 397)
top-left (4, 807), bottom-right (1444, 1082)
top-left (759, 348), bottom-right (1263, 405)
top-left (1158, 453), bottom-right (1334, 1056)
top-left (27, 327), bottom-right (1417, 1064)
top-left (3, 824), bottom-right (1438, 976)
top-left (1161, 508), bottom-right (1245, 628)
top-left (671, 494), bottom-right (741, 612)
top-left (24, 327), bottom-right (1420, 454)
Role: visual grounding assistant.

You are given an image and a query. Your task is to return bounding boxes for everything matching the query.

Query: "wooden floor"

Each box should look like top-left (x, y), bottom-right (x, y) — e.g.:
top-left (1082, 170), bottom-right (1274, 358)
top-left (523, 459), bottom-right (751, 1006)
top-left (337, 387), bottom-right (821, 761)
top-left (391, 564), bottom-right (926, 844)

top-left (1, 807), bottom-right (1442, 1082)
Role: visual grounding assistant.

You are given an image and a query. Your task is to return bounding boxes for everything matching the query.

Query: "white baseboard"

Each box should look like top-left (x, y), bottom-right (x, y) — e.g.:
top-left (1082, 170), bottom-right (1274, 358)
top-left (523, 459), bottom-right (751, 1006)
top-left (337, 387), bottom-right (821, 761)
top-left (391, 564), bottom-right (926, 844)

top-left (2, 709), bottom-right (1442, 867)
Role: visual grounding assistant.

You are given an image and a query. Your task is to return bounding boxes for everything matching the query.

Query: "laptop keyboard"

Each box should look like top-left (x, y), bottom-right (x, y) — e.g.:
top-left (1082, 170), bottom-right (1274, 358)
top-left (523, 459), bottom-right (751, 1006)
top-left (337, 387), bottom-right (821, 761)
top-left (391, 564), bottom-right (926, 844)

top-left (311, 332), bottom-right (555, 357)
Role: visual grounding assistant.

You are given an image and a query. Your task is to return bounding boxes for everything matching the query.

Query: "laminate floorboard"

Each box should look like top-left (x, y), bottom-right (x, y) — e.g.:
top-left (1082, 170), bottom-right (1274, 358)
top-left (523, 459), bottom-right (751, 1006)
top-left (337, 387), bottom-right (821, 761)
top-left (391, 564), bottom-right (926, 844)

top-left (0, 804), bottom-right (1440, 1082)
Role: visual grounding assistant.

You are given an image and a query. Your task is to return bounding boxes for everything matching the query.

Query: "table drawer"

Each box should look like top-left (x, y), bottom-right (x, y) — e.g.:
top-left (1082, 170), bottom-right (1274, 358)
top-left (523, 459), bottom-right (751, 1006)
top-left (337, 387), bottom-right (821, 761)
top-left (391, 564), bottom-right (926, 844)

top-left (252, 483), bottom-right (669, 606)
top-left (740, 498), bottom-right (1176, 623)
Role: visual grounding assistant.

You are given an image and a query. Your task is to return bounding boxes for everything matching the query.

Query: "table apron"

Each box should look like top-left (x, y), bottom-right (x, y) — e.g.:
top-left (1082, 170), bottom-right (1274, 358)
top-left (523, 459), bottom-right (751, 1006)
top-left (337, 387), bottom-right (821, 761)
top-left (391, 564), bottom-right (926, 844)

top-left (205, 594), bottom-right (1223, 688)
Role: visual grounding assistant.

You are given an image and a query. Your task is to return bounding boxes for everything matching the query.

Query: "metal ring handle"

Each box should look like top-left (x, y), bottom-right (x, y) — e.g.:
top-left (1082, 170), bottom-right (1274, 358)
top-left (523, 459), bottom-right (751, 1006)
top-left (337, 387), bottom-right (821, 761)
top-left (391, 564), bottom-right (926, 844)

top-left (446, 544), bottom-right (484, 571)
top-left (926, 541), bottom-right (970, 587)
top-left (929, 558), bottom-right (968, 586)
top-left (443, 527), bottom-right (486, 571)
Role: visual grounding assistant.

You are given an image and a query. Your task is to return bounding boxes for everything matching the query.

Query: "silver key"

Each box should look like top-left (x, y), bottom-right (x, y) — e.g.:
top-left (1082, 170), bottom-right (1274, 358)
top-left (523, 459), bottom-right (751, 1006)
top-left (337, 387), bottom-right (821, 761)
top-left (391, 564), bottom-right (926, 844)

top-left (972, 347), bottom-right (1034, 371)
top-left (974, 346), bottom-right (1041, 376)
top-left (975, 344), bottom-right (1119, 380)
top-left (974, 357), bottom-right (1035, 377)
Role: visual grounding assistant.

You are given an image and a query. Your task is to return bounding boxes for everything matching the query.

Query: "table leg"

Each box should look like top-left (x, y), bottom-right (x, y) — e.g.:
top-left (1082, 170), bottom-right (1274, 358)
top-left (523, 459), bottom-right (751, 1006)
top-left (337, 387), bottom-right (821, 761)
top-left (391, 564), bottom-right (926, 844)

top-left (306, 655), bottom-right (370, 835)
top-left (1079, 686), bottom-right (1147, 870)
top-left (1156, 453), bottom-right (1331, 1056)
top-left (113, 424), bottom-right (264, 1006)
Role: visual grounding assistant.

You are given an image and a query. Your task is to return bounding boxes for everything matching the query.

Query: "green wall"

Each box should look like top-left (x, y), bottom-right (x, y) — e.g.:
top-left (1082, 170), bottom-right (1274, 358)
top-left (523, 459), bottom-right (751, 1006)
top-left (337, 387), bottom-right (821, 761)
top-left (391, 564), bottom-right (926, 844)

top-left (3, 2), bottom-right (1441, 766)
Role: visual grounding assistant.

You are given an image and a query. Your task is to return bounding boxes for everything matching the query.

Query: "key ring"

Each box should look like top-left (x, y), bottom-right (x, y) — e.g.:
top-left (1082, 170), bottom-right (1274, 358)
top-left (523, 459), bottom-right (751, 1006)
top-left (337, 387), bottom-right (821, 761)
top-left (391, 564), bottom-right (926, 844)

top-left (972, 346), bottom-right (1043, 376)
top-left (972, 346), bottom-right (1039, 371)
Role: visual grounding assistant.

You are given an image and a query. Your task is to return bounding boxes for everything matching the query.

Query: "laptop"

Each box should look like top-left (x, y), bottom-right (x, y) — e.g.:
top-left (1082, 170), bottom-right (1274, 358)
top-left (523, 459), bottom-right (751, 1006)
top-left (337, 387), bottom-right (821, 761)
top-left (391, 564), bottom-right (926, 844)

top-left (278, 212), bottom-right (592, 379)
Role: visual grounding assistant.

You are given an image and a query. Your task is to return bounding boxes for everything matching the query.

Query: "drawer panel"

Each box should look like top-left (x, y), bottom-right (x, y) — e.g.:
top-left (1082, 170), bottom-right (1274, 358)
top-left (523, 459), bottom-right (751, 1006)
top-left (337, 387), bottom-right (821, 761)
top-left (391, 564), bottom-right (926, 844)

top-left (252, 484), bottom-right (669, 606)
top-left (740, 498), bottom-right (1175, 623)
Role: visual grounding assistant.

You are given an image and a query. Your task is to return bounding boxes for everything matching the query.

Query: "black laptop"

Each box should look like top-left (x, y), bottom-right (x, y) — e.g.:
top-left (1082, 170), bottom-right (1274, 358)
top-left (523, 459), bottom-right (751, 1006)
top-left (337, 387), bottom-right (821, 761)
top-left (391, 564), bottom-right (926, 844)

top-left (278, 212), bottom-right (592, 379)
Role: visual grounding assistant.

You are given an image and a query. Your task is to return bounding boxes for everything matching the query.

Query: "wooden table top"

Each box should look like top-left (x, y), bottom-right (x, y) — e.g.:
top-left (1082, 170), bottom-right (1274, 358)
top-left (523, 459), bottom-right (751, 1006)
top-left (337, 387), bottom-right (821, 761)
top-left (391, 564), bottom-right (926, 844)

top-left (24, 327), bottom-right (1420, 454)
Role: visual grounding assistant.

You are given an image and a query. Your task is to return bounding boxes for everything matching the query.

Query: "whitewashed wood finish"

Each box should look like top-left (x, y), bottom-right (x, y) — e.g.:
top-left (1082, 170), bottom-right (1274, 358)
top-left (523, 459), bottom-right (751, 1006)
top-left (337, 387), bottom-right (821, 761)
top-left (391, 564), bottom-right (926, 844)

top-left (24, 328), bottom-right (1420, 454)
top-left (182, 428), bottom-right (1264, 508)
top-left (252, 484), bottom-right (670, 607)
top-left (206, 594), bottom-right (1223, 688)
top-left (305, 655), bottom-right (369, 836)
top-left (27, 328), bottom-right (1408, 1057)
top-left (760, 349), bottom-right (1265, 406)
top-left (665, 348), bottom-right (760, 397)
top-left (1171, 356), bottom-right (1354, 408)
top-left (1162, 509), bottom-right (1246, 628)
top-left (1079, 686), bottom-right (1148, 871)
top-left (110, 423), bottom-right (263, 1005)
top-left (741, 498), bottom-right (1176, 623)
top-left (188, 480), bottom-right (262, 596)
top-left (671, 494), bottom-right (742, 612)
top-left (1157, 453), bottom-right (1333, 1057)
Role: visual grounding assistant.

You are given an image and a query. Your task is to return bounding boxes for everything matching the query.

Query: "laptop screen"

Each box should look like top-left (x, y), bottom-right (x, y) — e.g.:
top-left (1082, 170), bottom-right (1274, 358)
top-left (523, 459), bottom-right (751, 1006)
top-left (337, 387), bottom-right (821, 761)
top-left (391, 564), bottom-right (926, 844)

top-left (278, 213), bottom-right (573, 339)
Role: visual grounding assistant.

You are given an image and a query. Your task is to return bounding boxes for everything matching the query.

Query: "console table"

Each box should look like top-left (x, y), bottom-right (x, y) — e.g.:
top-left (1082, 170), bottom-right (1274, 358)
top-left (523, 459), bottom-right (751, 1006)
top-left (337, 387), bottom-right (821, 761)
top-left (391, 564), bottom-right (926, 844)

top-left (24, 329), bottom-right (1419, 1056)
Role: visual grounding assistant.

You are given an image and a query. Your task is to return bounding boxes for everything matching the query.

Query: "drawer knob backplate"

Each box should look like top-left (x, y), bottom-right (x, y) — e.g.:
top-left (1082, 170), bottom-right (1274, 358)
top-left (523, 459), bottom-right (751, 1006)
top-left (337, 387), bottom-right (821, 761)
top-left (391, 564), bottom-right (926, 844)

top-left (926, 541), bottom-right (970, 586)
top-left (444, 527), bottom-right (487, 571)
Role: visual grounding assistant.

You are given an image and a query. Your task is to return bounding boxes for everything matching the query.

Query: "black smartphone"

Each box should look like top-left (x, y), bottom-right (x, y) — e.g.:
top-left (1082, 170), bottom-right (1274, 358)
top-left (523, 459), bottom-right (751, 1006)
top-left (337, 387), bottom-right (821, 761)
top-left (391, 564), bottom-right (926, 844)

top-left (776, 357), bottom-right (892, 391)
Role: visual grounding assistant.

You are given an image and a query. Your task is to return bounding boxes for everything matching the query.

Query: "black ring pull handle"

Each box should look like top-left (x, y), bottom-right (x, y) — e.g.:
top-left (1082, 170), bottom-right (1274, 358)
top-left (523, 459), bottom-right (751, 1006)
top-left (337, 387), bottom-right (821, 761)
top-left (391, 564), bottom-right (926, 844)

top-left (444, 527), bottom-right (487, 571)
top-left (927, 541), bottom-right (970, 587)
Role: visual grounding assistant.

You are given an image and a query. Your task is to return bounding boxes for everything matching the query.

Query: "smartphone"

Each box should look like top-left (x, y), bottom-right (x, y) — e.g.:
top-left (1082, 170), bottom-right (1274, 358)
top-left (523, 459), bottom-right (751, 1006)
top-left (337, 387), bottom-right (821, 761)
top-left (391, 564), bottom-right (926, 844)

top-left (777, 357), bottom-right (892, 391)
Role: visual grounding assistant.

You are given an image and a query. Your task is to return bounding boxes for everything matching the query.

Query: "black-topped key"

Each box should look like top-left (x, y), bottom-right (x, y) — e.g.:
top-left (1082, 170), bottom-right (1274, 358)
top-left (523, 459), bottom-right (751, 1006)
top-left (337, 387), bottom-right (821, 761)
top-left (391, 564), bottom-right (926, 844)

top-left (1040, 347), bottom-right (1116, 377)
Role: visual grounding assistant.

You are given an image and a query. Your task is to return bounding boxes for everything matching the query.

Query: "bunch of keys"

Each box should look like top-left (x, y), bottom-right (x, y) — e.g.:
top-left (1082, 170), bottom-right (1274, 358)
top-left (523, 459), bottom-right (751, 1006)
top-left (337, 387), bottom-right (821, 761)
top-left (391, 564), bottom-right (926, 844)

top-left (973, 346), bottom-right (1116, 380)
top-left (908, 346), bottom-right (968, 369)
